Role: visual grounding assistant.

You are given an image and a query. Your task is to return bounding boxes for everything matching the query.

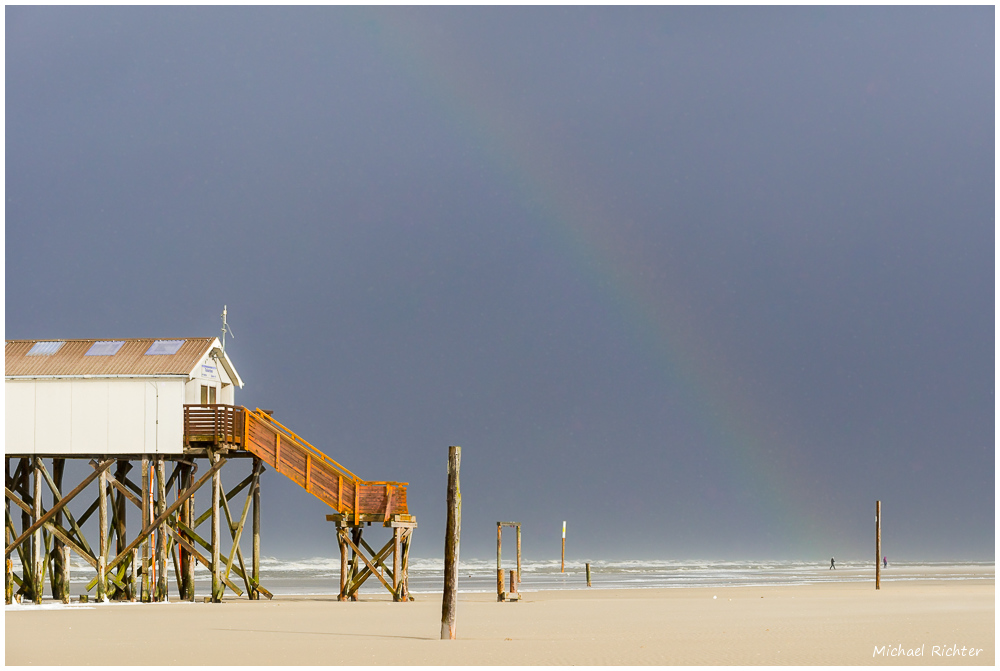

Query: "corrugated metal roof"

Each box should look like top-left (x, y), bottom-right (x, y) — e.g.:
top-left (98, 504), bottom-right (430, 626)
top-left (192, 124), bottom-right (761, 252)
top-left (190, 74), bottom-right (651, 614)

top-left (5, 338), bottom-right (218, 378)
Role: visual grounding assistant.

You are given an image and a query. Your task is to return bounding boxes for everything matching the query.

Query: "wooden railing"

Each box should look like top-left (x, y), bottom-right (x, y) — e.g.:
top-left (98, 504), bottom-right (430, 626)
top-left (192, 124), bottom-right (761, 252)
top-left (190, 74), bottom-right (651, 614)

top-left (184, 404), bottom-right (245, 446)
top-left (183, 404), bottom-right (410, 520)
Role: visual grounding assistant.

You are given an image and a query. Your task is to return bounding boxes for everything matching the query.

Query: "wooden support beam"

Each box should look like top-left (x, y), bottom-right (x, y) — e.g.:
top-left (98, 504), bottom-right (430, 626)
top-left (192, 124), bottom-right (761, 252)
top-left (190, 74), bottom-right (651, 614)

top-left (97, 468), bottom-right (108, 601)
top-left (340, 531), bottom-right (395, 596)
top-left (211, 452), bottom-right (222, 602)
top-left (346, 536), bottom-right (396, 596)
top-left (5, 459), bottom-right (114, 558)
top-left (442, 446), bottom-right (461, 639)
top-left (252, 458), bottom-right (261, 601)
top-left (338, 529), bottom-right (348, 601)
top-left (141, 457), bottom-right (151, 602)
top-left (193, 472), bottom-right (254, 528)
top-left (33, 460), bottom-right (44, 604)
top-left (36, 459), bottom-right (97, 558)
top-left (173, 519), bottom-right (272, 599)
top-left (49, 459), bottom-right (67, 602)
top-left (84, 456), bottom-right (227, 592)
top-left (156, 458), bottom-right (168, 601)
top-left (163, 526), bottom-right (245, 597)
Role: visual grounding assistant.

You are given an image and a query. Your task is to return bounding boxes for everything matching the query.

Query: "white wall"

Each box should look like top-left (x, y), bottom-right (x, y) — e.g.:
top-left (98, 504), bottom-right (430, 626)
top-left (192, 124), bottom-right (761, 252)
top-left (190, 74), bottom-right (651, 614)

top-left (4, 378), bottom-right (186, 455)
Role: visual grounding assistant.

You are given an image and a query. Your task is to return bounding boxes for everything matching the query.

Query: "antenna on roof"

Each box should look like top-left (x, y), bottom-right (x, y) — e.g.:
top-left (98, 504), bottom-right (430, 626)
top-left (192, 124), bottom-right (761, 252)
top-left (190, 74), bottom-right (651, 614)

top-left (221, 305), bottom-right (235, 353)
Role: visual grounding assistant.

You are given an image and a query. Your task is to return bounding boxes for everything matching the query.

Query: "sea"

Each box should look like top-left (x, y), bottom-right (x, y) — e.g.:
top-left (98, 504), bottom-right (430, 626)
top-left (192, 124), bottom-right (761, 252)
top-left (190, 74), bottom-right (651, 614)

top-left (9, 557), bottom-right (993, 601)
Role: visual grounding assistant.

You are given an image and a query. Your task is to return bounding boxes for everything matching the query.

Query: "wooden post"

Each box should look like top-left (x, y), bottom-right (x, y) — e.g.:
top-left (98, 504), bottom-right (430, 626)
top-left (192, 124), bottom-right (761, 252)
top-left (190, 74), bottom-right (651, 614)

top-left (586, 562), bottom-right (592, 587)
top-left (179, 463), bottom-right (194, 601)
top-left (516, 523), bottom-right (521, 583)
top-left (441, 446), bottom-right (461, 640)
top-left (113, 460), bottom-right (130, 600)
top-left (156, 458), bottom-right (168, 601)
top-left (392, 527), bottom-right (401, 601)
top-left (141, 457), bottom-right (151, 602)
top-left (211, 452), bottom-right (222, 602)
top-left (496, 522), bottom-right (502, 601)
top-left (31, 460), bottom-right (44, 604)
top-left (875, 500), bottom-right (881, 591)
top-left (61, 546), bottom-right (71, 604)
top-left (5, 458), bottom-right (12, 605)
top-left (97, 466), bottom-right (108, 602)
top-left (561, 521), bottom-right (566, 573)
top-left (251, 457), bottom-right (261, 601)
top-left (50, 458), bottom-right (66, 601)
top-left (338, 528), bottom-right (348, 601)
top-left (510, 569), bottom-right (517, 595)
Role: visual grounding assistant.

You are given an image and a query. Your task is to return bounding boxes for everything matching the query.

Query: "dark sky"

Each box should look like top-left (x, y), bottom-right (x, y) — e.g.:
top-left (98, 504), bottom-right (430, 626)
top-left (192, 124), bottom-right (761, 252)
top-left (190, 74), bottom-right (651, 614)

top-left (6, 7), bottom-right (994, 561)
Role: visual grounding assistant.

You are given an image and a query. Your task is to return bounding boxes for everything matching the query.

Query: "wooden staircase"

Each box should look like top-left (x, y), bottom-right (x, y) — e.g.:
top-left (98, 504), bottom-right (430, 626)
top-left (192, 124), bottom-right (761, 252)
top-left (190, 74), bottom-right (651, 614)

top-left (184, 405), bottom-right (411, 524)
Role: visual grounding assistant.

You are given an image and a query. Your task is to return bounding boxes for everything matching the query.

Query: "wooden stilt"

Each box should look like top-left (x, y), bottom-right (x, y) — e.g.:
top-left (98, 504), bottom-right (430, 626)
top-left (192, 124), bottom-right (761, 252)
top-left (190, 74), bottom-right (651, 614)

top-left (32, 460), bottom-right (44, 603)
top-left (50, 458), bottom-right (66, 601)
top-left (114, 460), bottom-right (130, 600)
top-left (156, 458), bottom-right (168, 601)
top-left (5, 458), bottom-right (12, 604)
top-left (61, 546), bottom-right (71, 603)
top-left (392, 527), bottom-right (401, 601)
top-left (211, 452), bottom-right (222, 602)
top-left (141, 457), bottom-right (151, 602)
top-left (251, 457), bottom-right (261, 600)
top-left (349, 527), bottom-right (361, 601)
top-left (97, 466), bottom-right (108, 602)
top-left (338, 528), bottom-right (348, 601)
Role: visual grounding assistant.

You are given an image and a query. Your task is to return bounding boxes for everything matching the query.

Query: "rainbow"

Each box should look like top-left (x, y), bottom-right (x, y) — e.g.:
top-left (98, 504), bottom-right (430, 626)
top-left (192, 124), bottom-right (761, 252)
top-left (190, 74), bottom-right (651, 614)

top-left (359, 9), bottom-right (832, 553)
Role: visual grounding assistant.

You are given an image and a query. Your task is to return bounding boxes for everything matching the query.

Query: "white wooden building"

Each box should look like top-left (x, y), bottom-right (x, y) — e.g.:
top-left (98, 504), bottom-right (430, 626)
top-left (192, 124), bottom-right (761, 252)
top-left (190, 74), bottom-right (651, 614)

top-left (5, 337), bottom-right (243, 456)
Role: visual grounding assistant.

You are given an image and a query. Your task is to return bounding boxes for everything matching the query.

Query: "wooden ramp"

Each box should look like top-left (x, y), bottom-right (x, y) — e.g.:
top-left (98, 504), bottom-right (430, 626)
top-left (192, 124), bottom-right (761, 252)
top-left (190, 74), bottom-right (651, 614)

top-left (184, 405), bottom-right (412, 524)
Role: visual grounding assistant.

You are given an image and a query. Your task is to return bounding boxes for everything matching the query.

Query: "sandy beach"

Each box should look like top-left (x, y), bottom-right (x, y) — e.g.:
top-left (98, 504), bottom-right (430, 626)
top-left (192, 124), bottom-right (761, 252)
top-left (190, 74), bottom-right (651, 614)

top-left (5, 579), bottom-right (993, 666)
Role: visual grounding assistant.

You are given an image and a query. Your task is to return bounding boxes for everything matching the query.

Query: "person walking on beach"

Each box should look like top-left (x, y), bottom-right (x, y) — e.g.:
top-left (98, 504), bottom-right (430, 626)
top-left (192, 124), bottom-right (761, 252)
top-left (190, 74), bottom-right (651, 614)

top-left (830, 557), bottom-right (836, 570)
top-left (883, 556), bottom-right (887, 569)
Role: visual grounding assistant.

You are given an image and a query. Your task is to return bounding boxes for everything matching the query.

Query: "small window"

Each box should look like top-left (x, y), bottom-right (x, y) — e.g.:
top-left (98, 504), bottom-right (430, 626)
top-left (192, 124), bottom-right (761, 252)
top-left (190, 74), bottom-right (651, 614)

top-left (201, 385), bottom-right (217, 405)
top-left (27, 341), bottom-right (65, 356)
top-left (145, 340), bottom-right (184, 356)
top-left (85, 341), bottom-right (125, 356)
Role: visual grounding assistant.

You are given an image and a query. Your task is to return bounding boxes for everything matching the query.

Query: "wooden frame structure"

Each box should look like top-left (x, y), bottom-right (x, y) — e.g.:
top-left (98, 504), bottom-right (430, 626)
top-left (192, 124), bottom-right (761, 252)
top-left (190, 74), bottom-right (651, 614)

top-left (327, 513), bottom-right (416, 602)
top-left (5, 452), bottom-right (271, 604)
top-left (496, 521), bottom-right (521, 602)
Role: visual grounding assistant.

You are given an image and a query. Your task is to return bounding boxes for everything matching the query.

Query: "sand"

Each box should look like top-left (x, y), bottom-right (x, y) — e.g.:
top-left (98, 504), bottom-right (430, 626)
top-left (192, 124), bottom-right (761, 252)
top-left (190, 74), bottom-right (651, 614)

top-left (5, 579), bottom-right (993, 666)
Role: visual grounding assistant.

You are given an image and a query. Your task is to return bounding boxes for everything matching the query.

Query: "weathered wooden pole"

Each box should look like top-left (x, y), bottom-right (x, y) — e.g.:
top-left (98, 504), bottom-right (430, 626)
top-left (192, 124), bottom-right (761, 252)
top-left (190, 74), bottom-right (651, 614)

top-left (338, 529), bottom-right (349, 601)
top-left (875, 500), bottom-right (881, 591)
top-left (156, 458), bottom-right (168, 601)
top-left (141, 456), bottom-right (151, 602)
top-left (510, 569), bottom-right (517, 596)
top-left (441, 446), bottom-right (461, 639)
top-left (60, 546), bottom-right (71, 604)
top-left (178, 463), bottom-right (193, 601)
top-left (18, 459), bottom-right (33, 602)
top-left (393, 527), bottom-right (402, 601)
top-left (49, 458), bottom-right (66, 601)
top-left (113, 460), bottom-right (130, 600)
top-left (211, 452), bottom-right (222, 602)
top-left (586, 562), bottom-right (592, 587)
top-left (5, 458), bottom-right (12, 604)
top-left (561, 521), bottom-right (566, 573)
top-left (251, 457), bottom-right (261, 601)
top-left (97, 466), bottom-right (108, 602)
top-left (496, 522), bottom-right (503, 602)
top-left (516, 524), bottom-right (522, 583)
top-left (31, 460), bottom-right (44, 604)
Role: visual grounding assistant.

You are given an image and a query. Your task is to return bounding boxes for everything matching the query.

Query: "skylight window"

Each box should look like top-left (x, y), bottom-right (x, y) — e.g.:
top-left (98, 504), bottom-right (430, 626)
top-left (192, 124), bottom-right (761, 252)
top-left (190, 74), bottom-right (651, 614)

top-left (145, 340), bottom-right (185, 356)
top-left (85, 341), bottom-right (125, 356)
top-left (26, 341), bottom-right (65, 356)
